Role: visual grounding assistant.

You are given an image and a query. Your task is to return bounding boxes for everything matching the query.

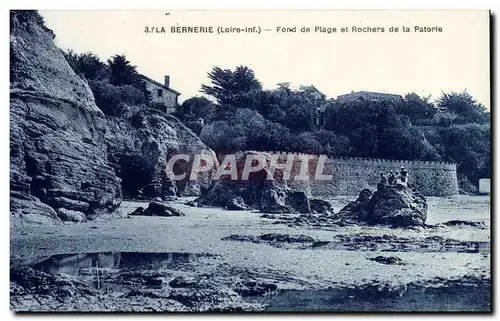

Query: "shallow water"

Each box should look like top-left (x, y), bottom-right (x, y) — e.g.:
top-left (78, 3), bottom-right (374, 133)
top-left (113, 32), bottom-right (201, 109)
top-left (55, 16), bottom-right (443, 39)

top-left (14, 251), bottom-right (491, 312)
top-left (13, 251), bottom-right (216, 286)
top-left (266, 284), bottom-right (491, 312)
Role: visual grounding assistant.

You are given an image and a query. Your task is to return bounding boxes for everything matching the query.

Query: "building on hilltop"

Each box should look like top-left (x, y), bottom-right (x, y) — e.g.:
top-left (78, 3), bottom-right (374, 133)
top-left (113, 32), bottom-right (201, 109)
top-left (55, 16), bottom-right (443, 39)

top-left (277, 83), bottom-right (326, 100)
top-left (336, 91), bottom-right (403, 103)
top-left (300, 85), bottom-right (326, 101)
top-left (139, 74), bottom-right (181, 114)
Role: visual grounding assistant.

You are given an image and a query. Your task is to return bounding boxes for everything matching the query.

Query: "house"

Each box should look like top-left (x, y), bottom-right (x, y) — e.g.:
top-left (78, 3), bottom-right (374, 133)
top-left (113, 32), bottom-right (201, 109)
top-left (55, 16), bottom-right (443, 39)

top-left (279, 83), bottom-right (326, 101)
top-left (300, 85), bottom-right (326, 101)
top-left (139, 74), bottom-right (181, 114)
top-left (336, 91), bottom-right (403, 103)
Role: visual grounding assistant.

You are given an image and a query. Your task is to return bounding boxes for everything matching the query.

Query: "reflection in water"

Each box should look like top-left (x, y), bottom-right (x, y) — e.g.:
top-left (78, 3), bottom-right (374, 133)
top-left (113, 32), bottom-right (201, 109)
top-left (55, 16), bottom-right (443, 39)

top-left (23, 252), bottom-right (212, 276)
top-left (11, 251), bottom-right (491, 312)
top-left (266, 283), bottom-right (491, 312)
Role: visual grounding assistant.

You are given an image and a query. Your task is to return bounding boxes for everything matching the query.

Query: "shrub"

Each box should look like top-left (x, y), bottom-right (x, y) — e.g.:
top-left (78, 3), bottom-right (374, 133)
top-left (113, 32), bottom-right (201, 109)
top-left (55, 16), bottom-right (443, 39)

top-left (89, 80), bottom-right (145, 116)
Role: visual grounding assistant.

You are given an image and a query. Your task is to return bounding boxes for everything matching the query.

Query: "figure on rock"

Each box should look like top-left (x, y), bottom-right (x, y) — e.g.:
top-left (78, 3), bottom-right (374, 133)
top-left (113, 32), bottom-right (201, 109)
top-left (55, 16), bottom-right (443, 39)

top-left (388, 170), bottom-right (396, 186)
top-left (398, 166), bottom-right (408, 186)
top-left (377, 172), bottom-right (388, 192)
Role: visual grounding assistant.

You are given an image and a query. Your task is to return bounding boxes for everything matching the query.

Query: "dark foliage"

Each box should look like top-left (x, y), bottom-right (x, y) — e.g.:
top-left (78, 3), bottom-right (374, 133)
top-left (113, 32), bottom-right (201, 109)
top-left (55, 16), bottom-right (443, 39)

top-left (107, 54), bottom-right (141, 86)
top-left (175, 96), bottom-right (215, 123)
top-left (200, 66), bottom-right (262, 108)
top-left (64, 51), bottom-right (148, 115)
top-left (63, 50), bottom-right (109, 81)
top-left (193, 65), bottom-right (490, 186)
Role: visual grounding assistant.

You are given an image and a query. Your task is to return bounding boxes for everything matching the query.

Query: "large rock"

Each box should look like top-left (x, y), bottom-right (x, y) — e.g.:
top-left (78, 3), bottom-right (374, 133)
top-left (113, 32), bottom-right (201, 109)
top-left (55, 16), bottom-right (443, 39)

top-left (284, 191), bottom-right (310, 214)
top-left (336, 188), bottom-right (373, 222)
top-left (259, 181), bottom-right (294, 214)
top-left (194, 151), bottom-right (318, 214)
top-left (335, 184), bottom-right (427, 227)
top-left (225, 197), bottom-right (249, 211)
top-left (56, 208), bottom-right (87, 222)
top-left (10, 190), bottom-right (59, 225)
top-left (194, 152), bottom-right (279, 209)
top-left (105, 112), bottom-right (216, 199)
top-left (309, 198), bottom-right (335, 215)
top-left (131, 202), bottom-right (185, 217)
top-left (371, 184), bottom-right (427, 226)
top-left (10, 11), bottom-right (122, 223)
top-left (10, 11), bottom-right (216, 225)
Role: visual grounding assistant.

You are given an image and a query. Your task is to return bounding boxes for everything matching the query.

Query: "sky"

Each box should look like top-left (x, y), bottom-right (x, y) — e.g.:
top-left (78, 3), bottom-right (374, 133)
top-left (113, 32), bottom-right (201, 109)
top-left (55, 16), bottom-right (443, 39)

top-left (39, 10), bottom-right (490, 108)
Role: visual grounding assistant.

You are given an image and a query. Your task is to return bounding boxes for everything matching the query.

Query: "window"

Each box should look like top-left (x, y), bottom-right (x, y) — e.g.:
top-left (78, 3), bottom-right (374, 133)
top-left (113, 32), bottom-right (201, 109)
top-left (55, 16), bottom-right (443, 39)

top-left (157, 89), bottom-right (163, 97)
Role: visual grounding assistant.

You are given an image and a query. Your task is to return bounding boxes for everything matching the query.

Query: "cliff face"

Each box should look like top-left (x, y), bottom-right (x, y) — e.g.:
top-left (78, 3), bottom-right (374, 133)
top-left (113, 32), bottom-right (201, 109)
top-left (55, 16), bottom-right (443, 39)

top-left (10, 11), bottom-right (122, 224)
top-left (10, 11), bottom-right (214, 225)
top-left (105, 110), bottom-right (215, 199)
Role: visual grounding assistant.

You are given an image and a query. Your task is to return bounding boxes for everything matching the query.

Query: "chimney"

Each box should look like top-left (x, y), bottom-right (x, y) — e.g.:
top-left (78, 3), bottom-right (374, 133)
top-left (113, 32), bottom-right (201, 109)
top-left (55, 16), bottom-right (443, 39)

top-left (164, 75), bottom-right (170, 88)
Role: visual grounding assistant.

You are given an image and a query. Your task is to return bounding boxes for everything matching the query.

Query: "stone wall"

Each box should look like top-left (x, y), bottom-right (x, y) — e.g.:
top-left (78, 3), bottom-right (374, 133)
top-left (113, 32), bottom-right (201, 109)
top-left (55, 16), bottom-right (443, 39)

top-left (265, 152), bottom-right (458, 197)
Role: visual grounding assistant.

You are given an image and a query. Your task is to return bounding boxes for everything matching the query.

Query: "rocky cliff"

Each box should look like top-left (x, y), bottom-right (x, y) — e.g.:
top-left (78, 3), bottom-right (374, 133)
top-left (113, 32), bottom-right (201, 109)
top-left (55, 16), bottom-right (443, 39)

top-left (105, 110), bottom-right (215, 199)
top-left (10, 11), bottom-right (214, 225)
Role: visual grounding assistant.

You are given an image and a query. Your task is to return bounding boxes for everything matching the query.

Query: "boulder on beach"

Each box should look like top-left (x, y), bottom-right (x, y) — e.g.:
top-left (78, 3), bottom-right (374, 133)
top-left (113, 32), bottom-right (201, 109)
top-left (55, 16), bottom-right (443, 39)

top-left (56, 208), bottom-right (87, 223)
top-left (368, 256), bottom-right (404, 265)
top-left (309, 198), bottom-right (335, 215)
top-left (130, 202), bottom-right (185, 217)
top-left (336, 188), bottom-right (373, 222)
top-left (335, 184), bottom-right (427, 227)
top-left (193, 151), bottom-right (282, 210)
top-left (192, 151), bottom-right (327, 214)
top-left (284, 191), bottom-right (310, 214)
top-left (258, 181), bottom-right (294, 214)
top-left (225, 197), bottom-right (250, 211)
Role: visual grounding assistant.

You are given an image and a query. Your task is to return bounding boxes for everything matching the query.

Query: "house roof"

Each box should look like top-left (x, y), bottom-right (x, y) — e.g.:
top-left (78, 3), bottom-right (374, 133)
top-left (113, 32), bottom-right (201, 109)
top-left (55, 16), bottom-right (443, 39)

top-left (139, 74), bottom-right (181, 96)
top-left (306, 85), bottom-right (326, 97)
top-left (285, 84), bottom-right (326, 98)
top-left (337, 91), bottom-right (402, 100)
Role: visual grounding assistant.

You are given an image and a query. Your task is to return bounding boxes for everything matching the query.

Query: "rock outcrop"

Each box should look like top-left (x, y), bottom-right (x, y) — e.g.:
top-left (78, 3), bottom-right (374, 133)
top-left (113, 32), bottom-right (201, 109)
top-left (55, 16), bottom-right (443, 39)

top-left (335, 189), bottom-right (373, 222)
top-left (10, 11), bottom-right (215, 224)
top-left (222, 233), bottom-right (317, 245)
top-left (192, 151), bottom-right (331, 214)
top-left (335, 184), bottom-right (427, 227)
top-left (10, 11), bottom-right (122, 224)
top-left (193, 151), bottom-right (284, 210)
top-left (105, 111), bottom-right (216, 199)
top-left (129, 202), bottom-right (185, 217)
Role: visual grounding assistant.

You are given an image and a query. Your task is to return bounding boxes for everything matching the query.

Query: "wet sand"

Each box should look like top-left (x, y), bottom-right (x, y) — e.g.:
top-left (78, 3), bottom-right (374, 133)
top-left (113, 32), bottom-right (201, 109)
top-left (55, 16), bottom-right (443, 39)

top-left (10, 195), bottom-right (491, 312)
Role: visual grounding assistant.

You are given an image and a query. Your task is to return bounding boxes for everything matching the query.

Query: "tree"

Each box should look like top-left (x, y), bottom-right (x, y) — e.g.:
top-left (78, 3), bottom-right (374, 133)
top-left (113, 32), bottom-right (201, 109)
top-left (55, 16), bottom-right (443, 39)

top-left (89, 80), bottom-right (145, 116)
top-left (276, 82), bottom-right (292, 92)
top-left (107, 54), bottom-right (140, 86)
top-left (177, 96), bottom-right (215, 122)
top-left (402, 93), bottom-right (437, 123)
top-left (441, 123), bottom-right (490, 184)
top-left (437, 91), bottom-right (489, 124)
top-left (199, 108), bottom-right (291, 154)
top-left (200, 121), bottom-right (247, 153)
top-left (285, 104), bottom-right (316, 132)
top-left (290, 132), bottom-right (322, 154)
top-left (200, 65), bottom-right (262, 107)
top-left (313, 129), bottom-right (351, 156)
top-left (63, 50), bottom-right (108, 80)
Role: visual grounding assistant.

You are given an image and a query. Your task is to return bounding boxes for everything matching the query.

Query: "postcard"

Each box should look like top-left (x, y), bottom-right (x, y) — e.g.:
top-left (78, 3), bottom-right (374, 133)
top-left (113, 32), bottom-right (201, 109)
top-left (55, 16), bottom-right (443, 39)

top-left (9, 10), bottom-right (491, 312)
